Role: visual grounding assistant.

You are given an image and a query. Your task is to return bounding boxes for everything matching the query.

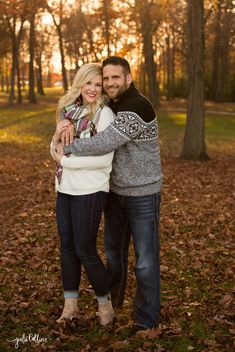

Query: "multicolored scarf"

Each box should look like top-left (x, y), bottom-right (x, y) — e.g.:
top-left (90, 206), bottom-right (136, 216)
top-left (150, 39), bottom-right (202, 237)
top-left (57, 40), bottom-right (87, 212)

top-left (56, 102), bottom-right (102, 184)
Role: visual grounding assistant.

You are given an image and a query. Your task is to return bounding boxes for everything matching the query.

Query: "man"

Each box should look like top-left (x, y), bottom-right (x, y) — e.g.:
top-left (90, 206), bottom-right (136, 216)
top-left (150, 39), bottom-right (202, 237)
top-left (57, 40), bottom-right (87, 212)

top-left (60, 56), bottom-right (162, 330)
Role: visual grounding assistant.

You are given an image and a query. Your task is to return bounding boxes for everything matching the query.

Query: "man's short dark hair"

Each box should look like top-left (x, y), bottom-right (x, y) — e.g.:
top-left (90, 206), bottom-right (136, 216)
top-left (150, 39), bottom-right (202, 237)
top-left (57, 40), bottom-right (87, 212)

top-left (102, 56), bottom-right (131, 75)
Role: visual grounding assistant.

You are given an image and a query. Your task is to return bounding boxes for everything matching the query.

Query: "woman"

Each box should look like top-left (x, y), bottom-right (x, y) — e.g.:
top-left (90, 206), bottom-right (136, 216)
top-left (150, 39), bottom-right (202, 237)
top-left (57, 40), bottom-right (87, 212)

top-left (50, 63), bottom-right (115, 326)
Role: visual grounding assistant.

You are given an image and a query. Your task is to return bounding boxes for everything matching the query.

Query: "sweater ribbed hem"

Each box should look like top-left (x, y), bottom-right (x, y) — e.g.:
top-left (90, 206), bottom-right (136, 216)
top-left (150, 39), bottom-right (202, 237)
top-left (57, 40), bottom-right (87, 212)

top-left (110, 179), bottom-right (162, 197)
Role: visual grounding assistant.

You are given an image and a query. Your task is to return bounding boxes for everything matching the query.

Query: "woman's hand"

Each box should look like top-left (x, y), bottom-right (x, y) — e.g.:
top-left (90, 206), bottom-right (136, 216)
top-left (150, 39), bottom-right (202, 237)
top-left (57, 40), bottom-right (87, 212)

top-left (56, 120), bottom-right (72, 136)
top-left (61, 123), bottom-right (74, 146)
top-left (52, 120), bottom-right (70, 145)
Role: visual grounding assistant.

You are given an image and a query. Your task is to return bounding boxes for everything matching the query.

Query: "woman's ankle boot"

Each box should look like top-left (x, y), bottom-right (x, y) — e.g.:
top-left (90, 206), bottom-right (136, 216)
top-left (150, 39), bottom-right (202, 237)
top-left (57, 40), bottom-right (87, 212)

top-left (98, 300), bottom-right (115, 326)
top-left (56, 298), bottom-right (79, 323)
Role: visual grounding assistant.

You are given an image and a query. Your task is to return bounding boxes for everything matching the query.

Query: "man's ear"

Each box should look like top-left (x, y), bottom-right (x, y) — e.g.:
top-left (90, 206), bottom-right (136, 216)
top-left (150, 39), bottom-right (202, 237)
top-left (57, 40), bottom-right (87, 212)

top-left (126, 73), bottom-right (132, 86)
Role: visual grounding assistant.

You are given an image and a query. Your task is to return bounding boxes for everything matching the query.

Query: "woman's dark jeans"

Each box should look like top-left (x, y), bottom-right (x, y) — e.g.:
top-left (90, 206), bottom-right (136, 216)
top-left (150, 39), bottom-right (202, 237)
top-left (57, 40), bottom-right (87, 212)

top-left (56, 191), bottom-right (109, 297)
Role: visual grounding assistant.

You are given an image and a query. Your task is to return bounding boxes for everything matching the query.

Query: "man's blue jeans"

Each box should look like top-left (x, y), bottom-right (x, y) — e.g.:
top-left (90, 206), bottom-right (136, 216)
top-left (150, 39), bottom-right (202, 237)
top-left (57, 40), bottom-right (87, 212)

top-left (104, 191), bottom-right (161, 329)
top-left (56, 191), bottom-right (109, 297)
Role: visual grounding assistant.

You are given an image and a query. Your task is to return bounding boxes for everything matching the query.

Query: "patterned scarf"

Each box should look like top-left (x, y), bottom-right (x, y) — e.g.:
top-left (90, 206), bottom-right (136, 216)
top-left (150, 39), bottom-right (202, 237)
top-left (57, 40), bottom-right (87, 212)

top-left (56, 102), bottom-right (102, 184)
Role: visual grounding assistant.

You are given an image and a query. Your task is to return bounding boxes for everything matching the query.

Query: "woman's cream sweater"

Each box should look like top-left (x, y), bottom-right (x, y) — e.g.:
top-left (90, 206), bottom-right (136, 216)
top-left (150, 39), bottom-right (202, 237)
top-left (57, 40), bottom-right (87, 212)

top-left (50, 106), bottom-right (114, 195)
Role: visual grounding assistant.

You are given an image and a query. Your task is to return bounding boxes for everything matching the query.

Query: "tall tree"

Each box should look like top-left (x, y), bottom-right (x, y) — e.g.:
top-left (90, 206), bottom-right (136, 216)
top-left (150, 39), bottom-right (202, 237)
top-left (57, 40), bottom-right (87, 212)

top-left (28, 1), bottom-right (46, 101)
top-left (35, 43), bottom-right (45, 95)
top-left (63, 4), bottom-right (84, 66)
top-left (156, 0), bottom-right (187, 99)
top-left (134, 0), bottom-right (162, 107)
top-left (180, 0), bottom-right (208, 160)
top-left (211, 0), bottom-right (234, 102)
top-left (77, 2), bottom-right (98, 62)
top-left (102, 0), bottom-right (111, 56)
top-left (0, 20), bottom-right (11, 92)
top-left (46, 0), bottom-right (68, 92)
top-left (165, 24), bottom-right (177, 100)
top-left (28, 12), bottom-right (36, 102)
top-left (211, 0), bottom-right (222, 102)
top-left (0, 0), bottom-right (30, 105)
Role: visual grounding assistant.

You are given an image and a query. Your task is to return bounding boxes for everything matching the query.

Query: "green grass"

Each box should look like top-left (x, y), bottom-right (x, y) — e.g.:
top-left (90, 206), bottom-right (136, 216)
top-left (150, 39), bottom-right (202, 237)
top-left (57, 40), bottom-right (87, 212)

top-left (0, 94), bottom-right (234, 156)
top-left (0, 108), bottom-right (55, 144)
top-left (158, 111), bottom-right (235, 156)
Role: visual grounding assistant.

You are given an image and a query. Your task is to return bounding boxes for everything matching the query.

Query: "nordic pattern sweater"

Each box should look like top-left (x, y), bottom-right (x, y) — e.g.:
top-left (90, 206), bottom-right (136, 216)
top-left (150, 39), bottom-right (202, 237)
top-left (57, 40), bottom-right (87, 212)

top-left (64, 83), bottom-right (162, 197)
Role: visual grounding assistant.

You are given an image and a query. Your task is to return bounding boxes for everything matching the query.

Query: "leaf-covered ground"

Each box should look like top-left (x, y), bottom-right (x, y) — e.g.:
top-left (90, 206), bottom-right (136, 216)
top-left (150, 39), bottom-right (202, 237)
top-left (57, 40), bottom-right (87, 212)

top-left (0, 93), bottom-right (234, 351)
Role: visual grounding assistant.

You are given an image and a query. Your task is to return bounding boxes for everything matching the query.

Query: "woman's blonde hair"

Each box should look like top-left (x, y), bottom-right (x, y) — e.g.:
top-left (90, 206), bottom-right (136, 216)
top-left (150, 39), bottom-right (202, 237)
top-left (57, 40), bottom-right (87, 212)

top-left (56, 63), bottom-right (104, 120)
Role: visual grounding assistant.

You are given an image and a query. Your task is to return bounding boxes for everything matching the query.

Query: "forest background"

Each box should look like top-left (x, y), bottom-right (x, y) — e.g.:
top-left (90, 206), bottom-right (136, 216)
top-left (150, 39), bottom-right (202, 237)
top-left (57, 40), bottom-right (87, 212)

top-left (0, 0), bottom-right (234, 351)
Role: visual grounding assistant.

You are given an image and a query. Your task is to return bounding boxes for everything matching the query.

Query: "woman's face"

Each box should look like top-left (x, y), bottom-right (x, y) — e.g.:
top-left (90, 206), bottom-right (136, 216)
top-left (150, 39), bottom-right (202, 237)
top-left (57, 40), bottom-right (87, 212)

top-left (81, 74), bottom-right (102, 104)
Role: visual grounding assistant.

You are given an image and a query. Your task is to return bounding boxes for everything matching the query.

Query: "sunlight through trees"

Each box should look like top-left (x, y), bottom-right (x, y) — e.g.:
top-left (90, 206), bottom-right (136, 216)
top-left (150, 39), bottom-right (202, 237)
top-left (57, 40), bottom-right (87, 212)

top-left (0, 0), bottom-right (234, 158)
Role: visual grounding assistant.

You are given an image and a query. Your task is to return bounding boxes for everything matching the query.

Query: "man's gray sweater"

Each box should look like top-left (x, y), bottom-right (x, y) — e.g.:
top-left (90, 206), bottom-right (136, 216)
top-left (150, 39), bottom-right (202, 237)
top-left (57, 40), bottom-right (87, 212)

top-left (64, 83), bottom-right (162, 197)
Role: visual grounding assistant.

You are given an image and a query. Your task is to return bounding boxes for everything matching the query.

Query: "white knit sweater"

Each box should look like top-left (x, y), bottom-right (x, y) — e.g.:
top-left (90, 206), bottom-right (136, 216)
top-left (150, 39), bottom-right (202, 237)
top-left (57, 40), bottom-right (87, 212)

top-left (51, 106), bottom-right (114, 195)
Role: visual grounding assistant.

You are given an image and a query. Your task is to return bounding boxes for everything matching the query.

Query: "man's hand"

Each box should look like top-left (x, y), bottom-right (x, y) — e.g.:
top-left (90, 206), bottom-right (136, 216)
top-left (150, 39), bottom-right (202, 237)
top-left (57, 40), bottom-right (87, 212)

top-left (54, 151), bottom-right (63, 165)
top-left (56, 142), bottom-right (64, 155)
top-left (53, 143), bottom-right (64, 165)
top-left (61, 123), bottom-right (74, 146)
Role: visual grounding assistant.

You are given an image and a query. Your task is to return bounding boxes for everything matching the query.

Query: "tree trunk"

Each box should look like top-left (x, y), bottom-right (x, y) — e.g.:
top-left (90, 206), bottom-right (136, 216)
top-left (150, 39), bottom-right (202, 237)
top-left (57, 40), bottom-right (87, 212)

top-left (1, 74), bottom-right (3, 92)
top-left (219, 38), bottom-right (227, 102)
top-left (219, 1), bottom-right (232, 102)
top-left (57, 26), bottom-right (68, 92)
top-left (171, 29), bottom-right (176, 99)
top-left (162, 49), bottom-right (167, 95)
top-left (0, 63), bottom-right (4, 92)
top-left (103, 0), bottom-right (110, 55)
top-left (28, 13), bottom-right (36, 102)
top-left (47, 1), bottom-right (68, 92)
top-left (21, 63), bottom-right (25, 91)
top-left (211, 0), bottom-right (221, 101)
top-left (6, 62), bottom-right (10, 93)
top-left (157, 47), bottom-right (162, 83)
top-left (166, 28), bottom-right (176, 100)
top-left (36, 55), bottom-right (45, 95)
top-left (7, 18), bottom-right (25, 106)
top-left (181, 30), bottom-right (187, 93)
top-left (16, 56), bottom-right (22, 103)
top-left (29, 14), bottom-right (36, 103)
top-left (142, 30), bottom-right (159, 107)
top-left (136, 0), bottom-right (159, 107)
top-left (139, 56), bottom-right (147, 96)
top-left (166, 35), bottom-right (172, 100)
top-left (9, 45), bottom-right (17, 106)
top-left (1, 74), bottom-right (4, 92)
top-left (79, 6), bottom-right (98, 62)
top-left (180, 0), bottom-right (208, 160)
top-left (47, 61), bottom-right (52, 87)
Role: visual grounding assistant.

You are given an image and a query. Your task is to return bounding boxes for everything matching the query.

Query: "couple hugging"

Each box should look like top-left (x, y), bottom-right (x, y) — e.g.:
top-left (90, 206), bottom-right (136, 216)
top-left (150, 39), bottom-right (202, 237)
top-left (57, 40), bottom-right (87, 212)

top-left (50, 56), bottom-right (162, 332)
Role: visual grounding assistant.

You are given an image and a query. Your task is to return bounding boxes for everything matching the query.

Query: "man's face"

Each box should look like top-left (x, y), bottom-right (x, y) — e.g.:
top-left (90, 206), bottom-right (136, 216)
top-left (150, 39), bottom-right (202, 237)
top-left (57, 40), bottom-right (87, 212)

top-left (102, 64), bottom-right (132, 101)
